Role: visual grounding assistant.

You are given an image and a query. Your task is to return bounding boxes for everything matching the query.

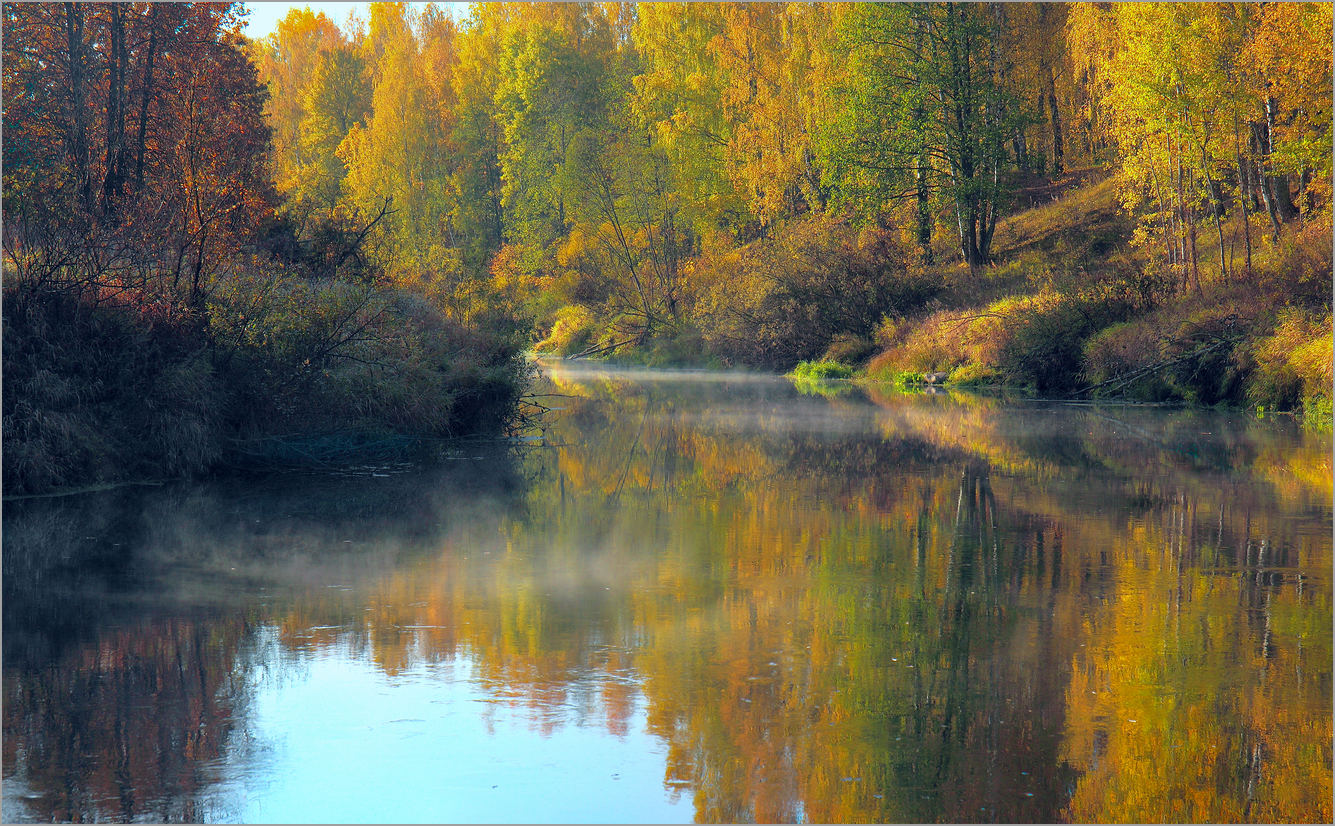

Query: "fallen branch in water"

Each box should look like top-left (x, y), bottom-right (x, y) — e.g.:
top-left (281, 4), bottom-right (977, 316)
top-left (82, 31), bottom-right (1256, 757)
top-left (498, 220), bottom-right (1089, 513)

top-left (565, 337), bottom-right (637, 360)
top-left (1077, 333), bottom-right (1243, 398)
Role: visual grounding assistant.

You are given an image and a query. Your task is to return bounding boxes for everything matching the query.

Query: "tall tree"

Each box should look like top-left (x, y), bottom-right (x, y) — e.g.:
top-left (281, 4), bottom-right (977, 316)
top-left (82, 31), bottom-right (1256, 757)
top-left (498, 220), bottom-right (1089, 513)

top-left (630, 3), bottom-right (744, 234)
top-left (3, 2), bottom-right (274, 306)
top-left (294, 45), bottom-right (371, 219)
top-left (561, 103), bottom-right (688, 342)
top-left (339, 2), bottom-right (455, 278)
top-left (822, 2), bottom-right (1023, 269)
top-left (250, 8), bottom-right (344, 207)
top-left (493, 6), bottom-right (614, 250)
top-left (1244, 2), bottom-right (1333, 212)
top-left (450, 6), bottom-right (509, 270)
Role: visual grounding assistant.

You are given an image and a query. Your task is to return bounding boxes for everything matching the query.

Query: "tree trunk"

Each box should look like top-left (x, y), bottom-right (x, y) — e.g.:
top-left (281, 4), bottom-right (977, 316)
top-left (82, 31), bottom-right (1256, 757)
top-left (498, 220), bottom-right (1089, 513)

top-left (980, 155), bottom-right (999, 263)
top-left (1172, 135), bottom-right (1187, 283)
top-left (1148, 157), bottom-right (1175, 270)
top-left (1187, 169), bottom-right (1203, 297)
top-left (1011, 131), bottom-right (1027, 172)
top-left (62, 3), bottom-right (94, 216)
top-left (1204, 165), bottom-right (1228, 284)
top-left (979, 1), bottom-right (1003, 266)
top-left (1251, 121), bottom-right (1283, 241)
top-left (1035, 92), bottom-right (1049, 174)
top-left (1234, 117), bottom-right (1253, 279)
top-left (912, 13), bottom-right (933, 264)
top-left (1246, 157), bottom-right (1263, 211)
top-left (133, 4), bottom-right (159, 193)
top-left (953, 181), bottom-right (982, 271)
top-left (1047, 70), bottom-right (1063, 175)
top-left (1238, 155), bottom-right (1254, 279)
top-left (1264, 97), bottom-right (1298, 221)
top-left (1207, 177), bottom-right (1227, 219)
top-left (100, 3), bottom-right (128, 219)
top-left (1241, 150), bottom-right (1262, 212)
top-left (488, 120), bottom-right (504, 246)
top-left (916, 151), bottom-right (933, 264)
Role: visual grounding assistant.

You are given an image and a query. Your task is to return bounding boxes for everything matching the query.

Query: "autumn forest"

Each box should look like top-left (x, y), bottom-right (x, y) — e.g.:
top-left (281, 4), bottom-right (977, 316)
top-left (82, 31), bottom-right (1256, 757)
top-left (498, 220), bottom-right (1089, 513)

top-left (1, 4), bottom-right (1332, 824)
top-left (2, 2), bottom-right (1332, 495)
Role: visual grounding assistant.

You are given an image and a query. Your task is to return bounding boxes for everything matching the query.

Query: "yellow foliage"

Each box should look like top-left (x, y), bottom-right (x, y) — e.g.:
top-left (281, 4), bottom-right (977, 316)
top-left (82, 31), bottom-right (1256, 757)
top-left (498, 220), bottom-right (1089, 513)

top-left (1251, 308), bottom-right (1334, 408)
top-left (534, 304), bottom-right (597, 355)
top-left (869, 292), bottom-right (1065, 376)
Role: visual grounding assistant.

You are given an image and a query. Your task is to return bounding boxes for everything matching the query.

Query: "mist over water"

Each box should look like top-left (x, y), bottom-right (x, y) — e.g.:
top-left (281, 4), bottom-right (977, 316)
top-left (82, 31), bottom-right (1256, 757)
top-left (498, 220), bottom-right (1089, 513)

top-left (4, 364), bottom-right (1331, 823)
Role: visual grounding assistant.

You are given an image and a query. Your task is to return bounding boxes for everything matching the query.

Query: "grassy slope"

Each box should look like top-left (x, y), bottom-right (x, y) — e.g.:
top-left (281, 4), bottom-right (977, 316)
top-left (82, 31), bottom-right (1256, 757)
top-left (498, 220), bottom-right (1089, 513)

top-left (860, 168), bottom-right (1332, 425)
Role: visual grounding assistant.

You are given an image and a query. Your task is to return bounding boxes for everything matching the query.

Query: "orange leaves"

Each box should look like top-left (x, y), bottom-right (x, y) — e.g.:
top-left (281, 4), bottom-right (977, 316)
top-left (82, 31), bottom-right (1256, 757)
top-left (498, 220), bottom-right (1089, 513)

top-left (3, 2), bottom-right (276, 308)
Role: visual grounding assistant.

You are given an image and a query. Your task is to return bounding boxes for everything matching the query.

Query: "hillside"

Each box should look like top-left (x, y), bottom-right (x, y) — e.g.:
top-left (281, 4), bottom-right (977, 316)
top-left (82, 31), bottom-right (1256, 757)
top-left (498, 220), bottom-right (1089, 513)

top-left (552, 165), bottom-right (1330, 427)
top-left (860, 169), bottom-right (1332, 422)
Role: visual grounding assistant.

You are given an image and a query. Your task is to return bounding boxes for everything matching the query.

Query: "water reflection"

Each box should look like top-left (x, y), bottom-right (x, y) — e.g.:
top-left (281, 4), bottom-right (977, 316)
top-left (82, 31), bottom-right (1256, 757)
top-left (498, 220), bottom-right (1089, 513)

top-left (4, 364), bottom-right (1331, 823)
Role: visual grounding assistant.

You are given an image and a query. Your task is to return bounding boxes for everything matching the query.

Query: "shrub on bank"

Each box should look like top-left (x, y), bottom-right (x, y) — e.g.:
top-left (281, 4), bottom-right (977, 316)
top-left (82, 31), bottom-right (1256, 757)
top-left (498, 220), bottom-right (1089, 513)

top-left (947, 362), bottom-right (1003, 386)
top-left (1263, 217), bottom-right (1334, 306)
top-left (865, 287), bottom-right (1136, 393)
top-left (822, 333), bottom-right (877, 365)
top-left (2, 291), bottom-right (226, 495)
top-left (996, 288), bottom-right (1137, 393)
top-left (3, 271), bottom-right (530, 496)
top-left (533, 304), bottom-right (598, 357)
top-left (1078, 281), bottom-right (1331, 422)
top-left (691, 216), bottom-right (941, 369)
top-left (598, 327), bottom-right (722, 368)
top-left (1246, 308), bottom-right (1334, 417)
top-left (865, 293), bottom-right (1058, 384)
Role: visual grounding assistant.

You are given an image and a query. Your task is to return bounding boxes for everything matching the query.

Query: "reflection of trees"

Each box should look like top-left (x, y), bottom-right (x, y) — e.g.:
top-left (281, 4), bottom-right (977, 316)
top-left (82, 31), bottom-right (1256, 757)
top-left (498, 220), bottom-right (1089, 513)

top-left (533, 368), bottom-right (1328, 823)
top-left (622, 457), bottom-right (1084, 823)
top-left (3, 454), bottom-right (530, 822)
top-left (3, 367), bottom-right (1328, 823)
top-left (3, 614), bottom-right (254, 822)
top-left (1059, 487), bottom-right (1332, 823)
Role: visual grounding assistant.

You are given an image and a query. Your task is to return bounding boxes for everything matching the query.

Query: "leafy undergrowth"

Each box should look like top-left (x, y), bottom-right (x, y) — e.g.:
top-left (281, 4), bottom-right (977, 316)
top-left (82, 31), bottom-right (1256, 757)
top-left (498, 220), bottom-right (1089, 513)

top-left (3, 282), bottom-right (531, 497)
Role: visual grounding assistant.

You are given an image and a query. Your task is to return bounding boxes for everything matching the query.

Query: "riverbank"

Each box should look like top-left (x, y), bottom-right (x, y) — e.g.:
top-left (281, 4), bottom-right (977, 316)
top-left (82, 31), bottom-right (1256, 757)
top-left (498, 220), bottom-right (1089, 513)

top-left (538, 171), bottom-right (1333, 429)
top-left (2, 281), bottom-right (531, 497)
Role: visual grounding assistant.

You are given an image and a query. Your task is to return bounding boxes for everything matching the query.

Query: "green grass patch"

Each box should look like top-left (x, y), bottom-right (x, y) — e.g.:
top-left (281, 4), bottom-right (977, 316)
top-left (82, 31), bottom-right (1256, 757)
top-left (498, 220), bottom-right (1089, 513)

top-left (790, 360), bottom-right (855, 380)
top-left (1302, 396), bottom-right (1333, 432)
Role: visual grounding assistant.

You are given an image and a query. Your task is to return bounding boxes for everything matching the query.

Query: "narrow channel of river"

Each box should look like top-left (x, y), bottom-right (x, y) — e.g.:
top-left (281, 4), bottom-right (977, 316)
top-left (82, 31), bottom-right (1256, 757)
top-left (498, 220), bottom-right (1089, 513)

top-left (4, 362), bottom-right (1331, 823)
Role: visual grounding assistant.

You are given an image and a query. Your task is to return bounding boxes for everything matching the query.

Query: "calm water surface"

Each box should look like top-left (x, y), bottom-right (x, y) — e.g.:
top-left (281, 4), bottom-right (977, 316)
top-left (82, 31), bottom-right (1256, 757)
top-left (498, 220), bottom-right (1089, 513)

top-left (4, 363), bottom-right (1331, 823)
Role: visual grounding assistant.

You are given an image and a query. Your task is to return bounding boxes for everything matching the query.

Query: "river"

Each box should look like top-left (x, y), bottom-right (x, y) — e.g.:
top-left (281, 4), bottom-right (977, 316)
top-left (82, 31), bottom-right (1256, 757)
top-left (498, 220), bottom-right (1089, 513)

top-left (3, 362), bottom-right (1331, 823)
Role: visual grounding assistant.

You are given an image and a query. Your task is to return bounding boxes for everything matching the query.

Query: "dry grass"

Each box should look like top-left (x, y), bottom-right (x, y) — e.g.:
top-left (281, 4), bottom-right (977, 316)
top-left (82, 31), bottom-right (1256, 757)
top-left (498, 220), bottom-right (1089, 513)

top-left (1248, 308), bottom-right (1334, 411)
top-left (931, 169), bottom-right (1140, 313)
top-left (993, 169), bottom-right (1126, 259)
top-left (865, 166), bottom-right (1331, 412)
